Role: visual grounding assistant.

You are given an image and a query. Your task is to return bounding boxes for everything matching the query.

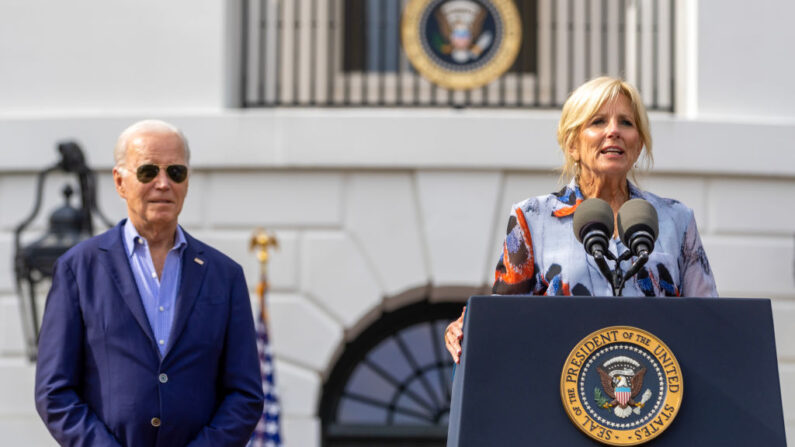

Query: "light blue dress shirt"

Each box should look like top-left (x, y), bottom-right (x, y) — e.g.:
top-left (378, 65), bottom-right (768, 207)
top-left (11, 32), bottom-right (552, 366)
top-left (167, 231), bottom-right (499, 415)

top-left (122, 219), bottom-right (187, 356)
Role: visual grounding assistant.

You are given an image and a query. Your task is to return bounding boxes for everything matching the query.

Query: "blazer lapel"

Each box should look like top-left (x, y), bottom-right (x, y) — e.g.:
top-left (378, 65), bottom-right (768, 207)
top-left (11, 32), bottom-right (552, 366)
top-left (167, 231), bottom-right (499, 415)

top-left (165, 234), bottom-right (208, 356)
top-left (99, 223), bottom-right (157, 348)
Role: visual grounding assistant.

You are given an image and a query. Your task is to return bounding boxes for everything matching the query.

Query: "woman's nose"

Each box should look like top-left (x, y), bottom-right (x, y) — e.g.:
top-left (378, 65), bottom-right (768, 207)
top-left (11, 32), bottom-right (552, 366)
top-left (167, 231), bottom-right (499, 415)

top-left (605, 118), bottom-right (620, 137)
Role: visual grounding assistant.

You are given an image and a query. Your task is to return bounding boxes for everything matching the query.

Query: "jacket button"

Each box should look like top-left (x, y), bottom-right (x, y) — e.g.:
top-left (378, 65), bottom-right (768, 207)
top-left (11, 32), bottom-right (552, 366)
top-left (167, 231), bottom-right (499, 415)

top-left (151, 417), bottom-right (161, 427)
top-left (159, 373), bottom-right (168, 383)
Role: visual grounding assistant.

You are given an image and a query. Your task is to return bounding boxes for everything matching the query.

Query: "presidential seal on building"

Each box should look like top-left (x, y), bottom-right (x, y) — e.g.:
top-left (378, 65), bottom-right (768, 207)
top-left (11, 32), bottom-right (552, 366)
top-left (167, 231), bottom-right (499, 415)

top-left (560, 326), bottom-right (683, 445)
top-left (401, 0), bottom-right (522, 90)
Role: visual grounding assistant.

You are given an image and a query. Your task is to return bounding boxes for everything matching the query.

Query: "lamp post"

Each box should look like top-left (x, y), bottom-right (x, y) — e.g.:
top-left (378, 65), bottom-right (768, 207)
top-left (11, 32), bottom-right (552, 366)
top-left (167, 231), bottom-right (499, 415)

top-left (13, 141), bottom-right (112, 361)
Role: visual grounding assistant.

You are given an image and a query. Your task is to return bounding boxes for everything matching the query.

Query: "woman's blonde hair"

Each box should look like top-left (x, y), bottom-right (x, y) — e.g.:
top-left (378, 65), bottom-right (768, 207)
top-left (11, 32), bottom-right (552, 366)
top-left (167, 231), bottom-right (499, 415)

top-left (557, 76), bottom-right (653, 180)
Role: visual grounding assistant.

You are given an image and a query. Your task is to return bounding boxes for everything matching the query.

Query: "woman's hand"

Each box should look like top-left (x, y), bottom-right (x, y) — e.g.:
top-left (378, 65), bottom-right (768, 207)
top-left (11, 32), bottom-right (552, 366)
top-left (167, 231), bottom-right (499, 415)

top-left (444, 307), bottom-right (466, 364)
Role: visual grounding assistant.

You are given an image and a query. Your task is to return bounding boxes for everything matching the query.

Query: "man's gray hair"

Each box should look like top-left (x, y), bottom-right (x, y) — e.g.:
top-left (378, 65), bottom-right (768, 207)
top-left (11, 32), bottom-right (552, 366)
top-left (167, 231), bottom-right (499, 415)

top-left (113, 119), bottom-right (191, 169)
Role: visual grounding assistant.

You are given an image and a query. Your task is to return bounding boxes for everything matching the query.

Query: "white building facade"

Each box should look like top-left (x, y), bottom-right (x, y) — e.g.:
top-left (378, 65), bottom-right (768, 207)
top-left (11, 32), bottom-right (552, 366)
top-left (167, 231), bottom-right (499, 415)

top-left (0, 0), bottom-right (793, 445)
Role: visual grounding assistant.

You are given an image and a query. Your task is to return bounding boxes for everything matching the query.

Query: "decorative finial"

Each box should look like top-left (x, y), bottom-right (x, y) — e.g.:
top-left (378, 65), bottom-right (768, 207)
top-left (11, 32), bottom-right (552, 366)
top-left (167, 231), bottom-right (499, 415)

top-left (249, 228), bottom-right (279, 267)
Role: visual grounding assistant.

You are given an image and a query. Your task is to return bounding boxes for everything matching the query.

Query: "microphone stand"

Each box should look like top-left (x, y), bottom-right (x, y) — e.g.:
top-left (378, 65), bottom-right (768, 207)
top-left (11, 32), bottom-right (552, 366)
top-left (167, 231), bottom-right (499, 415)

top-left (593, 249), bottom-right (650, 296)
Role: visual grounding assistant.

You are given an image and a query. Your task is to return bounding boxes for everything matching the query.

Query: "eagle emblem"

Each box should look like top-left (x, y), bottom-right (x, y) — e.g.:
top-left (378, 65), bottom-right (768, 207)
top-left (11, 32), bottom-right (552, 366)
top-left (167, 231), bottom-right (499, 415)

top-left (595, 356), bottom-right (653, 418)
top-left (561, 327), bottom-right (683, 445)
top-left (401, 0), bottom-right (521, 90)
top-left (433, 0), bottom-right (493, 63)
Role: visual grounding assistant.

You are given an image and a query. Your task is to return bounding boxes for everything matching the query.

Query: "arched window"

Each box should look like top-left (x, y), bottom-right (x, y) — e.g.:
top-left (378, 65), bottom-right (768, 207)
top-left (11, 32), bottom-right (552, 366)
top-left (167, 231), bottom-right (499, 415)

top-left (319, 300), bottom-right (465, 446)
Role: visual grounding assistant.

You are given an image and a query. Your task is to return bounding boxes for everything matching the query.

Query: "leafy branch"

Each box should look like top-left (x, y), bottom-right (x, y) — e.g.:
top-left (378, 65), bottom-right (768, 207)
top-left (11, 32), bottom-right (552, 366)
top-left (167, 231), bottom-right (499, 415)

top-left (594, 387), bottom-right (609, 408)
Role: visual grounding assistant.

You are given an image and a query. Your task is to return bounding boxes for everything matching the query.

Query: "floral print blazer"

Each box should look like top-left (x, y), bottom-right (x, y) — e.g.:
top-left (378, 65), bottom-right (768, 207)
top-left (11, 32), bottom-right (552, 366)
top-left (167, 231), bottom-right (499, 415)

top-left (493, 180), bottom-right (718, 297)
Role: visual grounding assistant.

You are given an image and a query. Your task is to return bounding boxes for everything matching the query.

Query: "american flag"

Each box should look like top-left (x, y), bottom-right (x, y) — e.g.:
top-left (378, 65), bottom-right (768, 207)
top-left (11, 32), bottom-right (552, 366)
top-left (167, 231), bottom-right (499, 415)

top-left (248, 308), bottom-right (282, 447)
top-left (248, 231), bottom-right (282, 447)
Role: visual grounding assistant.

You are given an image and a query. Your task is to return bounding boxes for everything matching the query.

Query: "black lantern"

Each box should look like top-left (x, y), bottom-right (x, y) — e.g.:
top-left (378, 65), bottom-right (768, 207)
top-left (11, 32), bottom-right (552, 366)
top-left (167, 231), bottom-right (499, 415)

top-left (14, 142), bottom-right (112, 361)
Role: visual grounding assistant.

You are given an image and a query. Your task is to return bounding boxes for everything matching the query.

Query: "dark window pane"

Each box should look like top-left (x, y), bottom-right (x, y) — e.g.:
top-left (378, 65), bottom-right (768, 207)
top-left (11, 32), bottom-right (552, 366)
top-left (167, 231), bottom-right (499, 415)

top-left (368, 337), bottom-right (415, 383)
top-left (338, 397), bottom-right (389, 424)
top-left (344, 0), bottom-right (366, 71)
top-left (399, 323), bottom-right (436, 367)
top-left (345, 362), bottom-right (395, 402)
top-left (395, 393), bottom-right (435, 423)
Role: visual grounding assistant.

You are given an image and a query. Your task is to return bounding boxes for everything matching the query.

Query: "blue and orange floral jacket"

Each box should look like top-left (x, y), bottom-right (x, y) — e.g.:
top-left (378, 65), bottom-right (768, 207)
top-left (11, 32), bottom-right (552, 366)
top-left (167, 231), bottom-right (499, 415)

top-left (492, 179), bottom-right (718, 297)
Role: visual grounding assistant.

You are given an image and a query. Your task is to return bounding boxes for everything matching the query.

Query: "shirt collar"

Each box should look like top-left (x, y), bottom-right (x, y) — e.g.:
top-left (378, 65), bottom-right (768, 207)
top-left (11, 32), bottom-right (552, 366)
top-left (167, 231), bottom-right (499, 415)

top-left (551, 178), bottom-right (642, 218)
top-left (550, 178), bottom-right (585, 218)
top-left (123, 219), bottom-right (188, 257)
top-left (627, 180), bottom-right (643, 199)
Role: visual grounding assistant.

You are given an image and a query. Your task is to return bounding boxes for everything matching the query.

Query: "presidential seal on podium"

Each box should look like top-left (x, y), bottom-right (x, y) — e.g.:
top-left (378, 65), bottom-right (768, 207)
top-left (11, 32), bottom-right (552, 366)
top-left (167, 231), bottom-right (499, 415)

top-left (560, 326), bottom-right (683, 445)
top-left (401, 0), bottom-right (522, 90)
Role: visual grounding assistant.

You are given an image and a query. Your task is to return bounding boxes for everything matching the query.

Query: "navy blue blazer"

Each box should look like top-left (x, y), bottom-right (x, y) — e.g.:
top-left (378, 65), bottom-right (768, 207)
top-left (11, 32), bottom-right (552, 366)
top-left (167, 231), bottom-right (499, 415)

top-left (35, 221), bottom-right (265, 446)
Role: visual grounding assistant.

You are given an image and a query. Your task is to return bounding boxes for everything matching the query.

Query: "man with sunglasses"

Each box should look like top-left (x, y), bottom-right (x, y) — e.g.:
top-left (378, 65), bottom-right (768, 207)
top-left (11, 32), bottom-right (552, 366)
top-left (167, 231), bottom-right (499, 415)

top-left (35, 120), bottom-right (265, 446)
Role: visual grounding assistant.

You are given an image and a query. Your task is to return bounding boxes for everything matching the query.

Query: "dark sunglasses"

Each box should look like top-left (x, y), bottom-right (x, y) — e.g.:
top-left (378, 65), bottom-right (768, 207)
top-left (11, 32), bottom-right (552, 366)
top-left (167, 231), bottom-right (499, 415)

top-left (135, 164), bottom-right (188, 183)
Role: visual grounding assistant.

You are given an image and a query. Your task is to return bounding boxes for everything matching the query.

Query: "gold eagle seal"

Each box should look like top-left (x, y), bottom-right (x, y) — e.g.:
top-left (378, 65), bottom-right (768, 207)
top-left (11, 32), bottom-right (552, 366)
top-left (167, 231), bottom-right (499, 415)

top-left (560, 326), bottom-right (683, 445)
top-left (401, 0), bottom-right (522, 90)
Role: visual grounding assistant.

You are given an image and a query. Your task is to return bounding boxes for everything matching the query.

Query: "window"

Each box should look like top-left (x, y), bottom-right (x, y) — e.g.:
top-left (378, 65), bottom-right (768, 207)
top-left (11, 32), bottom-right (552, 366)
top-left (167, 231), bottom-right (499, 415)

top-left (320, 300), bottom-right (465, 446)
top-left (242, 0), bottom-right (674, 108)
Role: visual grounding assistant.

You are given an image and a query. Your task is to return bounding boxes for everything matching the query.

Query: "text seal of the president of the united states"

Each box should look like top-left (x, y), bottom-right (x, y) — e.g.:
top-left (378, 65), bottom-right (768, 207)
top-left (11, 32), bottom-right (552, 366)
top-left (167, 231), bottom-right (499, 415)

top-left (401, 0), bottom-right (521, 90)
top-left (560, 326), bottom-right (683, 445)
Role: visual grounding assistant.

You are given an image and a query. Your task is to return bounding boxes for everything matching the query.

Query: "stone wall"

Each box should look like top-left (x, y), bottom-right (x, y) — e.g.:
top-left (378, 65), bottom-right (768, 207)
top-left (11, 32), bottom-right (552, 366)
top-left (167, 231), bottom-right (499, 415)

top-left (2, 161), bottom-right (793, 445)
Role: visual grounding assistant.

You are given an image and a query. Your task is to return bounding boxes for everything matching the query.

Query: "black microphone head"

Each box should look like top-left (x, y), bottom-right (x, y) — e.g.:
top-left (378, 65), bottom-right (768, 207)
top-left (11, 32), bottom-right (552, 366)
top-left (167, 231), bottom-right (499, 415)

top-left (573, 198), bottom-right (614, 243)
top-left (573, 198), bottom-right (614, 257)
top-left (617, 199), bottom-right (659, 255)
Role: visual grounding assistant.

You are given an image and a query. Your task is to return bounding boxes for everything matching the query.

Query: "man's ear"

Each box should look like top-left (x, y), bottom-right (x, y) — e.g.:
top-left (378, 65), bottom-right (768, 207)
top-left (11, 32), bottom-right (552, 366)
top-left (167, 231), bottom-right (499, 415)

top-left (112, 167), bottom-right (126, 199)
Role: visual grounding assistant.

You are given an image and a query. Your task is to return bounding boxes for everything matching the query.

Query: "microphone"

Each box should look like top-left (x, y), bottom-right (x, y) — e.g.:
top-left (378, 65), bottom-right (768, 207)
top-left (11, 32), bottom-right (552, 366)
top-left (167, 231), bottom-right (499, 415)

top-left (616, 199), bottom-right (658, 257)
top-left (573, 198), bottom-right (614, 258)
